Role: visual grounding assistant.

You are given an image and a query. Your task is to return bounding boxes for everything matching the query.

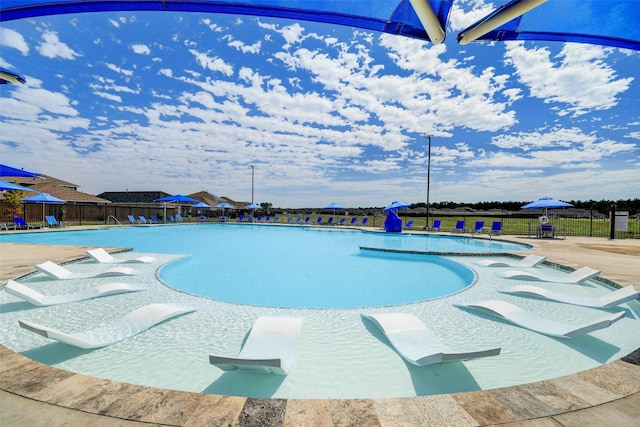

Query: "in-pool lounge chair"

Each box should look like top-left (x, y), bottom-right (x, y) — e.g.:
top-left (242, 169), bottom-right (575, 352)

top-left (498, 285), bottom-right (639, 308)
top-left (18, 303), bottom-right (195, 349)
top-left (4, 279), bottom-right (146, 306)
top-left (86, 248), bottom-right (156, 264)
top-left (455, 300), bottom-right (625, 338)
top-left (362, 313), bottom-right (500, 366)
top-left (35, 261), bottom-right (136, 280)
top-left (500, 266), bottom-right (600, 284)
top-left (475, 254), bottom-right (546, 268)
top-left (209, 316), bottom-right (303, 375)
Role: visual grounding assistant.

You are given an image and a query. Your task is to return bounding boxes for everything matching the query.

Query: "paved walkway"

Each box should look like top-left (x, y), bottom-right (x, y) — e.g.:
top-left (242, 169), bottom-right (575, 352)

top-left (0, 230), bottom-right (638, 426)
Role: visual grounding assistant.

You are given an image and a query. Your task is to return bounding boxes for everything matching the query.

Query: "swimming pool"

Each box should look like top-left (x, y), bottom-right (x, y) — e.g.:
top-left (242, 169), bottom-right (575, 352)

top-left (1, 224), bottom-right (638, 399)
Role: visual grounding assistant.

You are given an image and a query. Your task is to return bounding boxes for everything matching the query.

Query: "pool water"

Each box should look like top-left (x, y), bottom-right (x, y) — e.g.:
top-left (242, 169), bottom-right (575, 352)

top-left (1, 225), bottom-right (638, 399)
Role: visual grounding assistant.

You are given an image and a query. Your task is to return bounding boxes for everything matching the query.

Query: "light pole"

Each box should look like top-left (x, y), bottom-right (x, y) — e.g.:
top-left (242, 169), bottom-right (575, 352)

top-left (250, 165), bottom-right (255, 205)
top-left (425, 135), bottom-right (432, 230)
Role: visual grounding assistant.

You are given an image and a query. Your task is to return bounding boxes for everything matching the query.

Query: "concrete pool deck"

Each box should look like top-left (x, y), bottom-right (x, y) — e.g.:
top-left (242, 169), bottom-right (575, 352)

top-left (0, 229), bottom-right (638, 426)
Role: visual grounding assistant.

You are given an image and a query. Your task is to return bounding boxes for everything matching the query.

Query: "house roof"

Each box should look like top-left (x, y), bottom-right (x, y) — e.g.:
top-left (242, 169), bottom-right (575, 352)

top-left (28, 184), bottom-right (111, 204)
top-left (97, 191), bottom-right (171, 204)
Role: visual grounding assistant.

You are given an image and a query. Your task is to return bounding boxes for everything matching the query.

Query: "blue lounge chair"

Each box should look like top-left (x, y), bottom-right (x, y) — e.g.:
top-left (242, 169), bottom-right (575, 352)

top-left (427, 219), bottom-right (441, 231)
top-left (404, 220), bottom-right (414, 229)
top-left (257, 215), bottom-right (263, 222)
top-left (265, 215), bottom-right (271, 222)
top-left (338, 218), bottom-right (345, 225)
top-left (138, 216), bottom-right (149, 224)
top-left (349, 217), bottom-right (357, 226)
top-left (13, 218), bottom-right (39, 229)
top-left (150, 215), bottom-right (160, 224)
top-left (304, 217), bottom-right (310, 224)
top-left (472, 221), bottom-right (485, 233)
top-left (127, 215), bottom-right (137, 224)
top-left (296, 217), bottom-right (302, 224)
top-left (451, 220), bottom-right (465, 232)
top-left (287, 217), bottom-right (293, 223)
top-left (360, 217), bottom-right (368, 226)
top-left (273, 217), bottom-right (280, 223)
top-left (45, 215), bottom-right (63, 227)
top-left (168, 215), bottom-right (176, 222)
top-left (490, 221), bottom-right (503, 235)
top-left (237, 215), bottom-right (245, 222)
top-left (327, 217), bottom-right (334, 225)
top-left (317, 216), bottom-right (323, 224)
top-left (176, 214), bottom-right (184, 222)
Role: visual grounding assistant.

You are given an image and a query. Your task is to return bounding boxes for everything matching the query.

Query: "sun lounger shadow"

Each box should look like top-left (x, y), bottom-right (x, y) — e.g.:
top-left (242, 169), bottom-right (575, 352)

top-left (499, 266), bottom-right (600, 284)
top-left (4, 279), bottom-right (147, 306)
top-left (18, 303), bottom-right (196, 349)
top-left (362, 313), bottom-right (500, 366)
top-left (209, 316), bottom-right (303, 375)
top-left (86, 248), bottom-right (156, 264)
top-left (454, 300), bottom-right (625, 338)
top-left (475, 254), bottom-right (546, 268)
top-left (499, 285), bottom-right (639, 308)
top-left (35, 261), bottom-right (136, 280)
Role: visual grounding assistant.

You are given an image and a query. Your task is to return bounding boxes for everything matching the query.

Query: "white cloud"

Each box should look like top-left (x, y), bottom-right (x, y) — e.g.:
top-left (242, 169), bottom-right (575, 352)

top-left (131, 44), bottom-right (150, 55)
top-left (189, 49), bottom-right (234, 76)
top-left (0, 28), bottom-right (29, 55)
top-left (36, 30), bottom-right (80, 59)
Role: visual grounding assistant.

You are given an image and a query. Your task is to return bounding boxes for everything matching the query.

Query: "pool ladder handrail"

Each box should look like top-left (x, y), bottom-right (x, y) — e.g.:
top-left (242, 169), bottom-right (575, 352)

top-left (107, 215), bottom-right (121, 225)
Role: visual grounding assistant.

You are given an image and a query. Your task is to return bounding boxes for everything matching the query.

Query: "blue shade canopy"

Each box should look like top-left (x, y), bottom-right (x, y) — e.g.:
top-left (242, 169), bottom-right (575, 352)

top-left (383, 201), bottom-right (411, 212)
top-left (0, 180), bottom-right (39, 192)
top-left (244, 203), bottom-right (260, 209)
top-left (324, 202), bottom-right (345, 210)
top-left (0, 68), bottom-right (26, 85)
top-left (193, 202), bottom-right (211, 208)
top-left (458, 0), bottom-right (640, 51)
top-left (214, 202), bottom-right (233, 209)
top-left (521, 197), bottom-right (573, 210)
top-left (0, 0), bottom-right (453, 43)
top-left (154, 194), bottom-right (201, 203)
top-left (0, 164), bottom-right (41, 178)
top-left (22, 192), bottom-right (65, 203)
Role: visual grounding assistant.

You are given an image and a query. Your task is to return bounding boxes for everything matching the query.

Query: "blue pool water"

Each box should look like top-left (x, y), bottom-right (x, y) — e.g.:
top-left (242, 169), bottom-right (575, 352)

top-left (0, 225), bottom-right (525, 308)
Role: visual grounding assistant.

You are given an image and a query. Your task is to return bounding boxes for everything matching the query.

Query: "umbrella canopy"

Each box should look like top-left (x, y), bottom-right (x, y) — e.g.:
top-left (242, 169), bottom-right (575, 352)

top-left (215, 202), bottom-right (233, 209)
top-left (324, 202), bottom-right (345, 210)
top-left (193, 202), bottom-right (211, 208)
top-left (0, 164), bottom-right (41, 178)
top-left (244, 203), bottom-right (260, 210)
top-left (522, 196), bottom-right (573, 217)
top-left (383, 201), bottom-right (411, 212)
top-left (22, 192), bottom-right (65, 224)
top-left (154, 194), bottom-right (201, 204)
top-left (0, 180), bottom-right (39, 192)
top-left (0, 68), bottom-right (26, 85)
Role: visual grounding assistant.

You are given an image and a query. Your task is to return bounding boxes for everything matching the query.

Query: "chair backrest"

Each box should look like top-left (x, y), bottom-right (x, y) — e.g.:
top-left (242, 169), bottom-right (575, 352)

top-left (455, 220), bottom-right (464, 229)
top-left (405, 220), bottom-right (414, 228)
top-left (296, 218), bottom-right (301, 223)
top-left (327, 217), bottom-right (333, 224)
top-left (432, 219), bottom-right (441, 229)
top-left (287, 217), bottom-right (293, 223)
top-left (304, 217), bottom-right (310, 223)
top-left (265, 215), bottom-right (271, 221)
top-left (151, 215), bottom-right (159, 222)
top-left (338, 218), bottom-right (345, 225)
top-left (361, 218), bottom-right (368, 225)
top-left (238, 215), bottom-right (244, 222)
top-left (350, 217), bottom-right (357, 224)
top-left (474, 221), bottom-right (484, 231)
top-left (317, 217), bottom-right (323, 223)
top-left (168, 215), bottom-right (175, 222)
top-left (139, 216), bottom-right (148, 223)
top-left (45, 215), bottom-right (58, 226)
top-left (176, 214), bottom-right (184, 221)
top-left (127, 215), bottom-right (136, 223)
top-left (13, 217), bottom-right (27, 226)
top-left (491, 221), bottom-right (502, 231)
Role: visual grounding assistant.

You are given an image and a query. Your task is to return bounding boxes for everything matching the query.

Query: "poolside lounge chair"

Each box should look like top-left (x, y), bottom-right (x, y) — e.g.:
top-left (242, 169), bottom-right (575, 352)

top-left (127, 215), bottom-right (138, 224)
top-left (304, 217), bottom-right (310, 224)
top-left (498, 285), bottom-right (639, 308)
top-left (360, 218), bottom-right (369, 226)
top-left (18, 303), bottom-right (196, 349)
top-left (362, 313), bottom-right (501, 366)
top-left (168, 215), bottom-right (176, 222)
top-left (490, 221), bottom-right (503, 235)
top-left (326, 217), bottom-right (334, 225)
top-left (287, 217), bottom-right (293, 223)
top-left (273, 217), bottom-right (280, 223)
top-left (237, 215), bottom-right (245, 222)
top-left (257, 215), bottom-right (263, 222)
top-left (499, 266), bottom-right (600, 284)
top-left (451, 220), bottom-right (465, 233)
top-left (86, 248), bottom-right (156, 264)
top-left (338, 218), bottom-right (345, 225)
top-left (454, 300), bottom-right (625, 338)
top-left (472, 221), bottom-right (485, 233)
top-left (426, 219), bottom-right (441, 231)
top-left (13, 217), bottom-right (40, 229)
top-left (138, 216), bottom-right (149, 224)
top-left (265, 215), bottom-right (271, 222)
top-left (150, 215), bottom-right (160, 223)
top-left (209, 316), bottom-right (303, 375)
top-left (4, 279), bottom-right (146, 307)
top-left (296, 217), bottom-right (302, 224)
top-left (317, 216), bottom-right (323, 224)
top-left (349, 217), bottom-right (357, 226)
top-left (45, 215), bottom-right (63, 227)
top-left (404, 220), bottom-right (414, 230)
top-left (176, 214), bottom-right (184, 222)
top-left (474, 254), bottom-right (546, 268)
top-left (35, 261), bottom-right (136, 280)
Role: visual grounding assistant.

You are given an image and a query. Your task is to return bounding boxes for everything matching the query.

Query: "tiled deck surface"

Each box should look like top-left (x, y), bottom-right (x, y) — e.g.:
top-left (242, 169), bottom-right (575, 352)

top-left (1, 229), bottom-right (638, 426)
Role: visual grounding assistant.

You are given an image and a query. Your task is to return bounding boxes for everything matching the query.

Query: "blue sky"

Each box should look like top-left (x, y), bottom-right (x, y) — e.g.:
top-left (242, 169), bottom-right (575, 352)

top-left (1, 1), bottom-right (638, 208)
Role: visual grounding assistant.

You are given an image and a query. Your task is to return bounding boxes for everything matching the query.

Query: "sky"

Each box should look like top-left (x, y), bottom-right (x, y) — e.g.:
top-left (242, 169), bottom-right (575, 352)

top-left (1, 0), bottom-right (639, 208)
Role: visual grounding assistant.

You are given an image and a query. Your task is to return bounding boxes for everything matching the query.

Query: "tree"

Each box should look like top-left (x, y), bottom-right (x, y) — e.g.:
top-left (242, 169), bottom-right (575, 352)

top-left (3, 189), bottom-right (25, 219)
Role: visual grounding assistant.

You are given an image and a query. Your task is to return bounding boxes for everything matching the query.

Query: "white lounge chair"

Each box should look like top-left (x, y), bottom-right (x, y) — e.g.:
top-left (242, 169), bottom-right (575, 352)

top-left (362, 313), bottom-right (501, 366)
top-left (86, 248), bottom-right (156, 264)
top-left (475, 254), bottom-right (546, 268)
top-left (209, 316), bottom-right (303, 375)
top-left (18, 303), bottom-right (196, 349)
top-left (499, 266), bottom-right (600, 284)
top-left (35, 261), bottom-right (136, 280)
top-left (499, 285), bottom-right (639, 308)
top-left (454, 300), bottom-right (625, 338)
top-left (4, 280), bottom-right (146, 307)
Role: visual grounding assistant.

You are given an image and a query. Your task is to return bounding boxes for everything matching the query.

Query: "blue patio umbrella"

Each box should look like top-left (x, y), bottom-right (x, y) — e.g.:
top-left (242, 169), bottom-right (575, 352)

top-left (324, 202), bottom-right (345, 217)
top-left (193, 202), bottom-right (211, 208)
top-left (155, 194), bottom-right (201, 223)
top-left (0, 164), bottom-right (42, 178)
top-left (214, 202), bottom-right (233, 219)
top-left (0, 68), bottom-right (26, 85)
top-left (383, 201), bottom-right (411, 212)
top-left (22, 192), bottom-right (65, 224)
top-left (244, 203), bottom-right (260, 210)
top-left (0, 180), bottom-right (39, 192)
top-left (521, 197), bottom-right (573, 217)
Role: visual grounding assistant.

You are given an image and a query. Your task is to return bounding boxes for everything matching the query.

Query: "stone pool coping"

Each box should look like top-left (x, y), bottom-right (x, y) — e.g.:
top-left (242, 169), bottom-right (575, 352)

top-left (1, 231), bottom-right (638, 426)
